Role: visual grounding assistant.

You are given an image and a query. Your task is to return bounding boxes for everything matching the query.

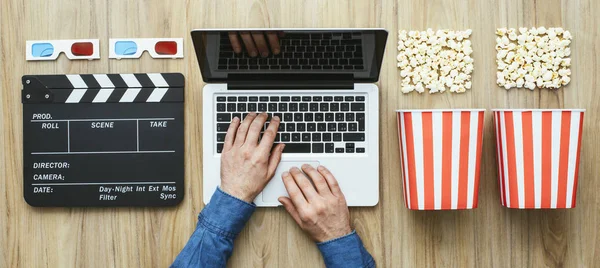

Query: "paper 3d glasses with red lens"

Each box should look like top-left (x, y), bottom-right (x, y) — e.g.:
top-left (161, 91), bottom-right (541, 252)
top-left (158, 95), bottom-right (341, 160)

top-left (26, 39), bottom-right (100, 60)
top-left (109, 38), bottom-right (183, 59)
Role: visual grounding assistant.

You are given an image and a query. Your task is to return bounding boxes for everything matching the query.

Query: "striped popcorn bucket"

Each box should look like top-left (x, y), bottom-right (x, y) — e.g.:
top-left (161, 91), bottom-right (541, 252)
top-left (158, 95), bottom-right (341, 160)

top-left (493, 109), bottom-right (585, 209)
top-left (397, 109), bottom-right (485, 210)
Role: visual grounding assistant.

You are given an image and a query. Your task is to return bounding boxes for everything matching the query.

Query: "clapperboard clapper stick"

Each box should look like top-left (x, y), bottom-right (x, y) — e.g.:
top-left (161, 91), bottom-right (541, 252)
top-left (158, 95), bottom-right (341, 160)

top-left (21, 73), bottom-right (185, 207)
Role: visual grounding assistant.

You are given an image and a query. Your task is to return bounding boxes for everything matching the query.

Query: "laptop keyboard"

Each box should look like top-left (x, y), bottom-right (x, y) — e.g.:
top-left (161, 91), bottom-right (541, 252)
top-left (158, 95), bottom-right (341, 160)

top-left (215, 94), bottom-right (367, 154)
top-left (218, 32), bottom-right (364, 70)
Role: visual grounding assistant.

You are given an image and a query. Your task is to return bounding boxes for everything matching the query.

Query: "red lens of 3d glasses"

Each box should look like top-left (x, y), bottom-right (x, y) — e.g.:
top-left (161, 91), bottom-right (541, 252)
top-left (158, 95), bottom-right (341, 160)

top-left (155, 41), bottom-right (178, 55)
top-left (70, 42), bottom-right (94, 56)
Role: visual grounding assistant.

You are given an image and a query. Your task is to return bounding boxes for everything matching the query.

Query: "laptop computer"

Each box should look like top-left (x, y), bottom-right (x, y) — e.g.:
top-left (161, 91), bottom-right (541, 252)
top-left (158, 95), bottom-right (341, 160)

top-left (191, 28), bottom-right (388, 206)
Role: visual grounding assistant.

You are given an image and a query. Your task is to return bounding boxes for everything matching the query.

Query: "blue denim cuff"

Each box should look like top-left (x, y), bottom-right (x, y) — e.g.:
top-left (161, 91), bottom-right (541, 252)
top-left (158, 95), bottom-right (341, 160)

top-left (198, 187), bottom-right (256, 239)
top-left (317, 231), bottom-right (371, 267)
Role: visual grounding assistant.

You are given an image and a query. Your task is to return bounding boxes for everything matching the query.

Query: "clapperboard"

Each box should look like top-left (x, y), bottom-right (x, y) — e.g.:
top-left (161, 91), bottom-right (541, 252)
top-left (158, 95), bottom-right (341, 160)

top-left (21, 73), bottom-right (185, 207)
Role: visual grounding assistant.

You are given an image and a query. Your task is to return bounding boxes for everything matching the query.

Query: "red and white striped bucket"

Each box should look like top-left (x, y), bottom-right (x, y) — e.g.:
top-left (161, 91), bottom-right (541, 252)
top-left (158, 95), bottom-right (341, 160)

top-left (493, 109), bottom-right (585, 209)
top-left (396, 109), bottom-right (485, 210)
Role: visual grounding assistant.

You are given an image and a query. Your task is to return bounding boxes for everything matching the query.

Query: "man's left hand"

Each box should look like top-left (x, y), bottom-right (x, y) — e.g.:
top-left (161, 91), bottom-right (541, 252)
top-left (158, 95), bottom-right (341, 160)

top-left (220, 113), bottom-right (285, 203)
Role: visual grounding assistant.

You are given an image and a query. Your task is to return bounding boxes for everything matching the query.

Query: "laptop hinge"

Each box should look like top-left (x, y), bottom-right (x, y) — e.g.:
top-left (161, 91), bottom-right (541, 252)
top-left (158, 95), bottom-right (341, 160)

top-left (227, 74), bottom-right (354, 90)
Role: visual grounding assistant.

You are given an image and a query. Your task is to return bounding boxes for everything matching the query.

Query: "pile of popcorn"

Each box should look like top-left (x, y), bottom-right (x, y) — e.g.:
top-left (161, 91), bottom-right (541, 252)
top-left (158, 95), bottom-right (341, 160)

top-left (496, 27), bottom-right (572, 90)
top-left (397, 29), bottom-right (474, 94)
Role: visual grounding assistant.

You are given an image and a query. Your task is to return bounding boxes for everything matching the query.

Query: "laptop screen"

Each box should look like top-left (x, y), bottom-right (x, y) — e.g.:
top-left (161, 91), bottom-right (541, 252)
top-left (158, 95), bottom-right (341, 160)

top-left (191, 29), bottom-right (388, 83)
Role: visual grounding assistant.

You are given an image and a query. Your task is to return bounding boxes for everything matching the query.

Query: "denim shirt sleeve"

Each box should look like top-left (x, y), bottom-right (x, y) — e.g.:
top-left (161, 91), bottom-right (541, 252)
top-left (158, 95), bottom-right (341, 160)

top-left (317, 230), bottom-right (376, 268)
top-left (171, 187), bottom-right (255, 268)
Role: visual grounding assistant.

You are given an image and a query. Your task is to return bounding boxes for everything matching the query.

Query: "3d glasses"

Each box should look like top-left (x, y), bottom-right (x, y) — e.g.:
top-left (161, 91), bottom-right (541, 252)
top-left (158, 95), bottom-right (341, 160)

top-left (109, 38), bottom-right (183, 59)
top-left (26, 39), bottom-right (100, 61)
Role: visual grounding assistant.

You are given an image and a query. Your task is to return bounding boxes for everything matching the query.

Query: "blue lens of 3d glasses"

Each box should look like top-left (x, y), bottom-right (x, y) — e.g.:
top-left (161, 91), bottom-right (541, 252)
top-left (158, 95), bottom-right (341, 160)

top-left (114, 41), bottom-right (138, 55)
top-left (32, 43), bottom-right (54, 57)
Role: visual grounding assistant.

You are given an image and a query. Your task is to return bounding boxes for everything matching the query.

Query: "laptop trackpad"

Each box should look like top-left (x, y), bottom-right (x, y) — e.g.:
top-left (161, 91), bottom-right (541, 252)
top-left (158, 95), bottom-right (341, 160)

top-left (262, 161), bottom-right (320, 203)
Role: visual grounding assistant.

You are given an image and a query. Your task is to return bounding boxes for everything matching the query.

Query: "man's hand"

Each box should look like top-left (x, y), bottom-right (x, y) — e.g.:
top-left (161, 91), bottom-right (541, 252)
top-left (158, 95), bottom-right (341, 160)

top-left (278, 165), bottom-right (352, 243)
top-left (220, 113), bottom-right (285, 203)
top-left (228, 31), bottom-right (283, 57)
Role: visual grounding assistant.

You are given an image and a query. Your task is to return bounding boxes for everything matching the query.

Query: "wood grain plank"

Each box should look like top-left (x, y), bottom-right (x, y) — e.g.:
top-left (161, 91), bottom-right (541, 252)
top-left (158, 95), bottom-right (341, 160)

top-left (0, 1), bottom-right (7, 266)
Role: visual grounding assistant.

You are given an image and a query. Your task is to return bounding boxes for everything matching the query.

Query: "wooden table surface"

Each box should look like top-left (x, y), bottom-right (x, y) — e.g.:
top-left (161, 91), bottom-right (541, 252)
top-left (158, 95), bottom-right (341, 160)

top-left (1, 0), bottom-right (599, 267)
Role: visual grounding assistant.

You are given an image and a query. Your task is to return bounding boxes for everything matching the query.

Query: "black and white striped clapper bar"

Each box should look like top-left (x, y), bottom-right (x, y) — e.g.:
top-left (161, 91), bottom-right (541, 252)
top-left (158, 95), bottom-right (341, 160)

top-left (21, 73), bottom-right (185, 207)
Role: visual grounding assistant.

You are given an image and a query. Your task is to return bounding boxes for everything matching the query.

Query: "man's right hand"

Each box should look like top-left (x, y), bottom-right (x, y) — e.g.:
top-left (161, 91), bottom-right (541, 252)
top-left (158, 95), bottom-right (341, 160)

top-left (278, 165), bottom-right (353, 243)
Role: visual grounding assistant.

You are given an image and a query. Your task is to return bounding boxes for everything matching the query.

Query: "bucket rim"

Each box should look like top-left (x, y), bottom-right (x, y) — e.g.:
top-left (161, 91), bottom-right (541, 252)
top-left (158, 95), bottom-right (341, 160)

top-left (395, 109), bottom-right (486, 112)
top-left (491, 108), bottom-right (586, 112)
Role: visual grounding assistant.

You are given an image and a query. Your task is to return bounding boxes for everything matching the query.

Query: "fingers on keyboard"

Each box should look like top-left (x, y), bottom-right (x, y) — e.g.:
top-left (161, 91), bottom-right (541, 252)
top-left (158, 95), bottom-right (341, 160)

top-left (215, 95), bottom-right (367, 153)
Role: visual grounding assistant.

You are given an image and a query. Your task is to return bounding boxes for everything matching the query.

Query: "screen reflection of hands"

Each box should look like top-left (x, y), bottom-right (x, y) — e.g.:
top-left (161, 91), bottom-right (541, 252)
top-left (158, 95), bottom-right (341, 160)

top-left (228, 31), bottom-right (284, 58)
